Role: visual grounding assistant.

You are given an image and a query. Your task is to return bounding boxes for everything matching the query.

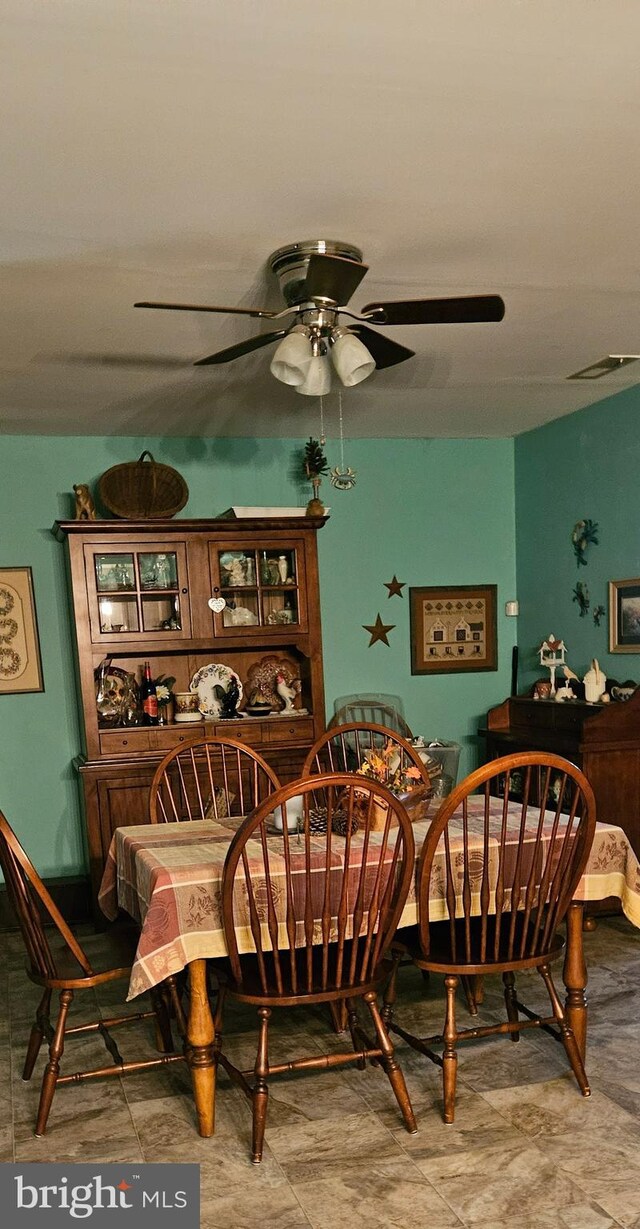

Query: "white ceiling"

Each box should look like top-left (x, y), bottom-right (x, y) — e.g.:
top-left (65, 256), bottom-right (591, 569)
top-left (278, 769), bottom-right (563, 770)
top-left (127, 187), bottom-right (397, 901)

top-left (3, 0), bottom-right (640, 439)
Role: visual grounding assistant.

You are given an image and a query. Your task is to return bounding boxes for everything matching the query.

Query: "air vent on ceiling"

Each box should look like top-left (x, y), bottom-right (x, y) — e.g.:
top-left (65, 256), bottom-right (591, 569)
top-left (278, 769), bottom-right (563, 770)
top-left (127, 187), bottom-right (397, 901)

top-left (567, 355), bottom-right (640, 380)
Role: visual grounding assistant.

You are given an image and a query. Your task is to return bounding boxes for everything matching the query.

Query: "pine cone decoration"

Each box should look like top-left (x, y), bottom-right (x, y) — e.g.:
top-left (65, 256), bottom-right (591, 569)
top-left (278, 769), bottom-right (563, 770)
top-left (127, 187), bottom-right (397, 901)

top-left (331, 808), bottom-right (360, 837)
top-left (308, 806), bottom-right (328, 834)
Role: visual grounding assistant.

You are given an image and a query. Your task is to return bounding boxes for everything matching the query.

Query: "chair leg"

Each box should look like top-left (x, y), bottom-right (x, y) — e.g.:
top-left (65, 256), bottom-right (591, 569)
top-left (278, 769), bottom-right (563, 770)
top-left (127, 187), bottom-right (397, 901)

top-left (363, 991), bottom-right (417, 1134)
top-left (346, 998), bottom-right (367, 1069)
top-left (165, 974), bottom-right (187, 1040)
top-left (252, 1006), bottom-right (271, 1164)
top-left (381, 951), bottom-right (402, 1028)
top-left (150, 986), bottom-right (175, 1054)
top-left (461, 976), bottom-right (478, 1017)
top-left (538, 963), bottom-right (590, 1096)
top-left (442, 975), bottom-right (459, 1124)
top-left (35, 989), bottom-right (73, 1137)
top-left (503, 971), bottom-right (520, 1041)
top-left (23, 989), bottom-right (52, 1081)
top-left (328, 1001), bottom-right (348, 1033)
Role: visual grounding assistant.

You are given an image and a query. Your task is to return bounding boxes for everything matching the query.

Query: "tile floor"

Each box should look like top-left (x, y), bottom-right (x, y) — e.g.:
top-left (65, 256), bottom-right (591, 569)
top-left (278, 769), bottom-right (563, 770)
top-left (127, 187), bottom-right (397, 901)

top-left (1, 916), bottom-right (639, 1228)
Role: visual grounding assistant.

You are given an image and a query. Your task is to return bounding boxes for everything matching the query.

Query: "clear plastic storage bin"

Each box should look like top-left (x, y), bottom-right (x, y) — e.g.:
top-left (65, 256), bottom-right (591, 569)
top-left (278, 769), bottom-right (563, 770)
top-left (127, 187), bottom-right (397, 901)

top-left (411, 739), bottom-right (462, 798)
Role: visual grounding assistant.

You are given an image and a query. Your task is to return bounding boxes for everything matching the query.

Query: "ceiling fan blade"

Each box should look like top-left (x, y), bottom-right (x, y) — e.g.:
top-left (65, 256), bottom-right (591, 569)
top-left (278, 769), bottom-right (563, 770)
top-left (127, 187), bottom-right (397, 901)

top-left (360, 294), bottom-right (505, 326)
top-left (135, 300), bottom-right (277, 319)
top-left (350, 325), bottom-right (415, 370)
top-left (302, 254), bottom-right (369, 306)
top-left (194, 330), bottom-right (288, 366)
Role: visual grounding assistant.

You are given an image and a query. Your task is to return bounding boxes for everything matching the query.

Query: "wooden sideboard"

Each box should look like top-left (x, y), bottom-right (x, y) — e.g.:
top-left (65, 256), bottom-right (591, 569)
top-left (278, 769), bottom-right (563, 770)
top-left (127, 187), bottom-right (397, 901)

top-left (481, 692), bottom-right (640, 857)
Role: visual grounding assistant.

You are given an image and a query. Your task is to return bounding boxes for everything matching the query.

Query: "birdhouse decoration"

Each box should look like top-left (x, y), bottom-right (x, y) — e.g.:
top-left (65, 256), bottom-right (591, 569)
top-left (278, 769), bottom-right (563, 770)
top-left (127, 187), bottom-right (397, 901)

top-left (539, 634), bottom-right (567, 697)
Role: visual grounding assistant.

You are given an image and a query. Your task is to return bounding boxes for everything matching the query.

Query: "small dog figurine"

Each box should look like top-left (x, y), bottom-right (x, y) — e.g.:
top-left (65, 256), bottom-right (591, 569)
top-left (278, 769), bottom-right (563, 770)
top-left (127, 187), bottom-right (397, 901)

top-left (73, 483), bottom-right (96, 521)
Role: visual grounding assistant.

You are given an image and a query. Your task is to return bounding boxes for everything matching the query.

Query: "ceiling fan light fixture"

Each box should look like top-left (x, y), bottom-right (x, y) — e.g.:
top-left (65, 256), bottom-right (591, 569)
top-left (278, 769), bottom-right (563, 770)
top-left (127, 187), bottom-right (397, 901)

top-left (270, 326), bottom-right (313, 386)
top-left (330, 328), bottom-right (376, 387)
top-left (294, 354), bottom-right (332, 397)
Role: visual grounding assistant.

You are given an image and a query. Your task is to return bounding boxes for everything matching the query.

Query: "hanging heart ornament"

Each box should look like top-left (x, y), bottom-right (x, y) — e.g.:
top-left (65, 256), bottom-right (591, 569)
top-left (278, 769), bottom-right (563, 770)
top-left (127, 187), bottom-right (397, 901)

top-left (330, 466), bottom-right (357, 490)
top-left (208, 596), bottom-right (227, 613)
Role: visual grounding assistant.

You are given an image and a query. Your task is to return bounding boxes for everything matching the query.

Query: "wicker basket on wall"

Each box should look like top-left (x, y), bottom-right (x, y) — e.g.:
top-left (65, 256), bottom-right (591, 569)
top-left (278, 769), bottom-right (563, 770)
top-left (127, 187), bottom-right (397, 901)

top-left (98, 451), bottom-right (189, 519)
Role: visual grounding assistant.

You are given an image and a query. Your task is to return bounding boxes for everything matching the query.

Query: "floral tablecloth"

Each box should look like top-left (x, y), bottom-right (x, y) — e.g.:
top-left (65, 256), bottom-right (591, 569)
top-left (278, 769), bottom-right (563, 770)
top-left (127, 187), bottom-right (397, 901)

top-left (99, 805), bottom-right (640, 1000)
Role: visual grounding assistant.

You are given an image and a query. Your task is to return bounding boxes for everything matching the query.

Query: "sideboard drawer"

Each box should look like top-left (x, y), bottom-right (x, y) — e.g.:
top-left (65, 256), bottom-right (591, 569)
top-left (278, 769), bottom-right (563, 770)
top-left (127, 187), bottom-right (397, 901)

top-left (149, 727), bottom-right (204, 751)
top-left (264, 717), bottom-right (315, 744)
top-left (100, 730), bottom-right (152, 754)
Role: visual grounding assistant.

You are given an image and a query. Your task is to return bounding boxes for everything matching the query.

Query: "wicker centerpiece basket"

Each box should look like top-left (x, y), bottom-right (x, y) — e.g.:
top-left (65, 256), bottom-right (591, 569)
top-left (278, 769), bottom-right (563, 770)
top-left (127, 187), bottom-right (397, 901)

top-left (98, 451), bottom-right (189, 519)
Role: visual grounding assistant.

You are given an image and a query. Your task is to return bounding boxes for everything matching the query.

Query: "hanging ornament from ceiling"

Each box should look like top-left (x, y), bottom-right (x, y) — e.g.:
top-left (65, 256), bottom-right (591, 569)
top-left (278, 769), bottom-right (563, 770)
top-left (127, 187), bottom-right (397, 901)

top-left (330, 390), bottom-right (357, 490)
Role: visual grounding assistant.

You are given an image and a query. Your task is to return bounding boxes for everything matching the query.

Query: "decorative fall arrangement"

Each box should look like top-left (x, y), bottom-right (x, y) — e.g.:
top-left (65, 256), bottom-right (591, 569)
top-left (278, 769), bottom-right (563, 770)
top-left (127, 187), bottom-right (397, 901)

top-left (354, 740), bottom-right (435, 828)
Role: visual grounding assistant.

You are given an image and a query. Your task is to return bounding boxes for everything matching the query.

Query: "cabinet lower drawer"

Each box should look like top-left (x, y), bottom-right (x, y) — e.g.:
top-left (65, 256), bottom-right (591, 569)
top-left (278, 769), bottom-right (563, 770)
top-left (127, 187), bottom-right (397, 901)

top-left (100, 730), bottom-right (152, 754)
top-left (264, 717), bottom-right (315, 744)
top-left (149, 721), bottom-right (267, 751)
top-left (149, 727), bottom-right (207, 751)
top-left (217, 721), bottom-right (266, 747)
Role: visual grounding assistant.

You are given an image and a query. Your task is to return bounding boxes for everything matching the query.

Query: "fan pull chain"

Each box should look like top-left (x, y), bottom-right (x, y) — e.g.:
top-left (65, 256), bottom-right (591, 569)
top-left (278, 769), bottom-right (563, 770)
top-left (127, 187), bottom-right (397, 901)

top-left (319, 396), bottom-right (326, 446)
top-left (330, 390), bottom-right (356, 490)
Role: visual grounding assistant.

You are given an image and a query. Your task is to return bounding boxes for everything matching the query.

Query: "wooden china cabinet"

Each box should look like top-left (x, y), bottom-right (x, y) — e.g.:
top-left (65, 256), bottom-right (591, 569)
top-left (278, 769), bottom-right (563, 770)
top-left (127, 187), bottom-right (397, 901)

top-left (54, 514), bottom-right (328, 911)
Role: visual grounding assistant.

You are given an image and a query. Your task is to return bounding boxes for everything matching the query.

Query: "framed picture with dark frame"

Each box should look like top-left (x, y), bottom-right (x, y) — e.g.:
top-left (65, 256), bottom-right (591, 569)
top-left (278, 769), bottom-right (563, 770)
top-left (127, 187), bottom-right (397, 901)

top-left (410, 584), bottom-right (497, 675)
top-left (0, 567), bottom-right (44, 695)
top-left (609, 578), bottom-right (640, 653)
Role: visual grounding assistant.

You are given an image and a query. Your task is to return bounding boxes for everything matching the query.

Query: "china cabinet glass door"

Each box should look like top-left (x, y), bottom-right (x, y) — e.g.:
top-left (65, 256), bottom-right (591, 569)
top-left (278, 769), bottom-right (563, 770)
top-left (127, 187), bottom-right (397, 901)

top-left (208, 540), bottom-right (307, 634)
top-left (84, 542), bottom-right (191, 642)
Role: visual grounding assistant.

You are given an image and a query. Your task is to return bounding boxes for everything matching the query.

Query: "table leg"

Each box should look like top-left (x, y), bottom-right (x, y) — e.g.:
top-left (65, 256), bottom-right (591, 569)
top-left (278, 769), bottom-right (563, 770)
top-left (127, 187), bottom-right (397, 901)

top-left (186, 959), bottom-right (215, 1137)
top-left (563, 901), bottom-right (588, 1062)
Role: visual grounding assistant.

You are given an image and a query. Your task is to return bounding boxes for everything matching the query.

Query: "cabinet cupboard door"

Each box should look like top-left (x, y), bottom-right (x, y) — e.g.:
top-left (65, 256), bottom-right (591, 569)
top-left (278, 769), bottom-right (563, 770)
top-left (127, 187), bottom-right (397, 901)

top-left (84, 541), bottom-right (192, 643)
top-left (207, 538), bottom-right (309, 635)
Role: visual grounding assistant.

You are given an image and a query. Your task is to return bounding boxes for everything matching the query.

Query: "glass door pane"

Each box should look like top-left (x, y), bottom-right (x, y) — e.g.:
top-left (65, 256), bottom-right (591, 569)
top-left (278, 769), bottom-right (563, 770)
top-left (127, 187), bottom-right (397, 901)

top-left (141, 594), bottom-right (182, 633)
top-left (138, 552), bottom-right (178, 590)
top-left (98, 595), bottom-right (139, 634)
top-left (95, 553), bottom-right (135, 592)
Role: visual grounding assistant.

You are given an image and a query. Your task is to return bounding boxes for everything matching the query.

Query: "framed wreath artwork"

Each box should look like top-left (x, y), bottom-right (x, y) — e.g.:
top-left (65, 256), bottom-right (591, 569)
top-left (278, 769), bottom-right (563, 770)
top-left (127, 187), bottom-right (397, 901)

top-left (410, 584), bottom-right (497, 675)
top-left (0, 567), bottom-right (44, 695)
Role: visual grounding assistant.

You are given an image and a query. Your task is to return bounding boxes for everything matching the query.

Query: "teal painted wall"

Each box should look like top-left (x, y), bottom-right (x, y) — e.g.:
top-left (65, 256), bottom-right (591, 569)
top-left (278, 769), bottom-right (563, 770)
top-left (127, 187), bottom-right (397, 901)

top-left (0, 434), bottom-right (516, 877)
top-left (515, 386), bottom-right (640, 691)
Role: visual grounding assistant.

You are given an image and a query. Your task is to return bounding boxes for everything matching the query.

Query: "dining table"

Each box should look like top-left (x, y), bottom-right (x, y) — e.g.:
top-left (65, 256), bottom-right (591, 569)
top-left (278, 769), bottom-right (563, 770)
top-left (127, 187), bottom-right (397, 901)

top-left (99, 802), bottom-right (640, 1137)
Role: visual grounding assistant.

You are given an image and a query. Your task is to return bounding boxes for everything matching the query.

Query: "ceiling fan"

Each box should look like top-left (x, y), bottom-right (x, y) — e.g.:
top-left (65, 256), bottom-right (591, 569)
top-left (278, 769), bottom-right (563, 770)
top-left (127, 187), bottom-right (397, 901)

top-left (135, 239), bottom-right (505, 395)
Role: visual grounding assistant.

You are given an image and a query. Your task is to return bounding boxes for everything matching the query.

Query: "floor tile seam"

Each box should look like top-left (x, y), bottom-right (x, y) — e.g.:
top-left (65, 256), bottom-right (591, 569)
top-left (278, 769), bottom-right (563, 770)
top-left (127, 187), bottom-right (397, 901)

top-left (537, 1140), bottom-right (640, 1199)
top-left (473, 1082), bottom-right (550, 1142)
top-left (368, 1081), bottom-right (468, 1201)
top-left (118, 1072), bottom-right (147, 1163)
top-left (283, 1179), bottom-right (314, 1227)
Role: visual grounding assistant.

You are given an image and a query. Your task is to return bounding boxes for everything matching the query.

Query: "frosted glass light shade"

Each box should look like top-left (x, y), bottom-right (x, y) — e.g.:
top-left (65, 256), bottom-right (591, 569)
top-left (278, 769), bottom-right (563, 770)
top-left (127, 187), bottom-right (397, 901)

top-left (294, 355), bottom-right (332, 396)
top-left (270, 331), bottom-right (313, 386)
top-left (331, 332), bottom-right (376, 387)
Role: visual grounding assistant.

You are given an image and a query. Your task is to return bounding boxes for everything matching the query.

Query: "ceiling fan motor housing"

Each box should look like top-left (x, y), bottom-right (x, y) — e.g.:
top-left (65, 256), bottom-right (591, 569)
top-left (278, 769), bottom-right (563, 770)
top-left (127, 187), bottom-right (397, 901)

top-left (269, 239), bottom-right (364, 306)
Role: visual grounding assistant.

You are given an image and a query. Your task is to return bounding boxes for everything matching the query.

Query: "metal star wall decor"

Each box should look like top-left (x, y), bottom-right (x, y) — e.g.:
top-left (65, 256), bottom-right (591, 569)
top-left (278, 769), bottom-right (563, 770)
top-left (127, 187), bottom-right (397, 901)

top-left (384, 575), bottom-right (406, 598)
top-left (363, 614), bottom-right (395, 647)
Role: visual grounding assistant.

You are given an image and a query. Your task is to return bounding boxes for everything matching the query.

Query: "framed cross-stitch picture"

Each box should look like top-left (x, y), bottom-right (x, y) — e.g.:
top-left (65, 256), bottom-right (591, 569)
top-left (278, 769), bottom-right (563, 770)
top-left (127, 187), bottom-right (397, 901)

top-left (410, 584), bottom-right (497, 675)
top-left (0, 567), bottom-right (44, 695)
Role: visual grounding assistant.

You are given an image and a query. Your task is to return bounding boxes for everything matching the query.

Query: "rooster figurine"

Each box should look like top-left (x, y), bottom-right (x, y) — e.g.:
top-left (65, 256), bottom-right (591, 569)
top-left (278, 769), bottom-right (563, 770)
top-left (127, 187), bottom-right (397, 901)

top-left (275, 672), bottom-right (299, 713)
top-left (213, 677), bottom-right (240, 719)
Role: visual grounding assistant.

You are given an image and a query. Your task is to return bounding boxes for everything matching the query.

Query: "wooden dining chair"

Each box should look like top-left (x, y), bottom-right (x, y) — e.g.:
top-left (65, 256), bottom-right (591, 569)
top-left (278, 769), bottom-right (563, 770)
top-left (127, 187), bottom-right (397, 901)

top-left (0, 808), bottom-right (185, 1137)
top-left (212, 773), bottom-right (418, 1162)
top-left (382, 751), bottom-right (597, 1123)
top-left (149, 735), bottom-right (281, 824)
top-left (303, 722), bottom-right (434, 1033)
top-left (302, 721), bottom-right (429, 783)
